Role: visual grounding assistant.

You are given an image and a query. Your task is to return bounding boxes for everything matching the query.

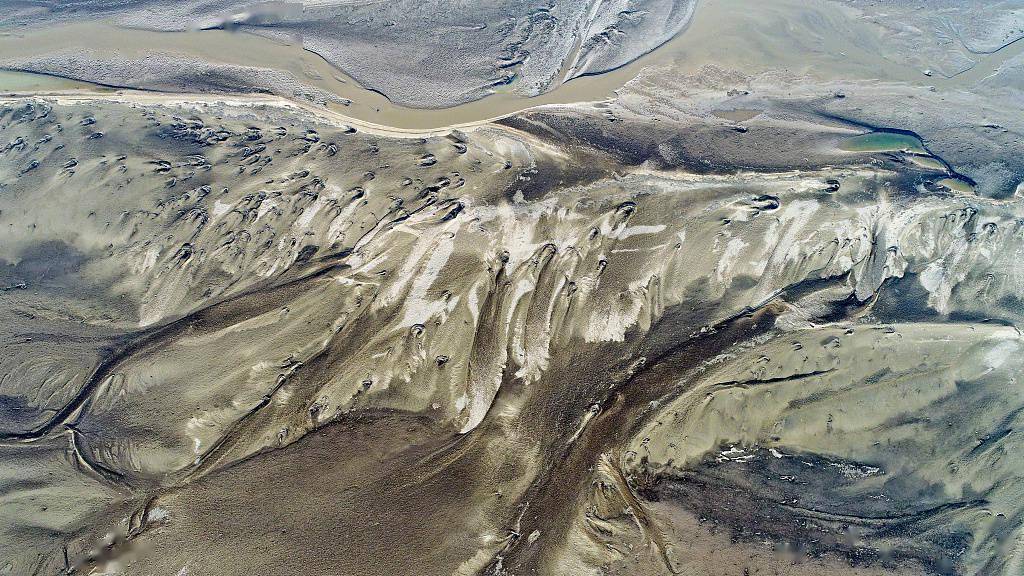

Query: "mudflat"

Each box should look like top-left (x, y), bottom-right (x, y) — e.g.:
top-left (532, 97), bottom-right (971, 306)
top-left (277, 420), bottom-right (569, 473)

top-left (1, 1), bottom-right (1023, 575)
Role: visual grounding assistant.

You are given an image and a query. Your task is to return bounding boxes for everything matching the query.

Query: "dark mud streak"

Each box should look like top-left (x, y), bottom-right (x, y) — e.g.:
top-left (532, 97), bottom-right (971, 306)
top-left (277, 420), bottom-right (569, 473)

top-left (482, 263), bottom-right (906, 574)
top-left (180, 267), bottom-right (425, 479)
top-left (180, 360), bottom-right (302, 481)
top-left (778, 499), bottom-right (990, 528)
top-left (0, 67), bottom-right (161, 94)
top-left (653, 468), bottom-right (975, 576)
top-left (964, 406), bottom-right (1023, 460)
top-left (483, 280), bottom-right (850, 573)
top-left (66, 426), bottom-right (127, 487)
top-left (644, 312), bottom-right (1020, 576)
top-left (708, 367), bottom-right (838, 392)
top-left (0, 257), bottom-right (352, 442)
top-left (957, 30), bottom-right (1024, 56)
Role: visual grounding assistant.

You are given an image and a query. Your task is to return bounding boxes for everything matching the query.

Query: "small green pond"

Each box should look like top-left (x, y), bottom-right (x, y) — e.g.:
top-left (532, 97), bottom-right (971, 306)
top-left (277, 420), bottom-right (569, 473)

top-left (840, 132), bottom-right (928, 154)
